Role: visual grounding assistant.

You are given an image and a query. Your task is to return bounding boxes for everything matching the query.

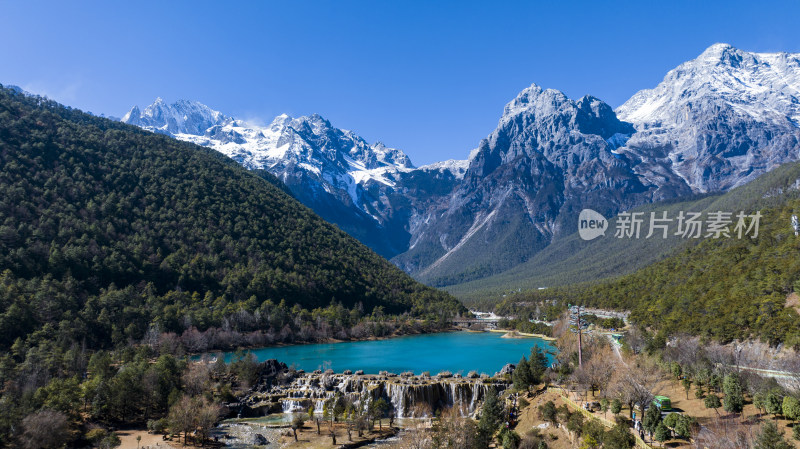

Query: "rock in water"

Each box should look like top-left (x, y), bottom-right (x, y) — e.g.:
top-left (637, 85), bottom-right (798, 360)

top-left (253, 433), bottom-right (268, 445)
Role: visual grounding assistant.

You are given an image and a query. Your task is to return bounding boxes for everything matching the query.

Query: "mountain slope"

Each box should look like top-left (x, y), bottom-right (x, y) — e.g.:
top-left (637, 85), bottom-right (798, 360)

top-left (617, 43), bottom-right (800, 193)
top-left (121, 44), bottom-right (800, 292)
top-left (0, 85), bottom-right (463, 350)
top-left (500, 162), bottom-right (800, 346)
top-left (450, 157), bottom-right (800, 303)
top-left (392, 85), bottom-right (670, 286)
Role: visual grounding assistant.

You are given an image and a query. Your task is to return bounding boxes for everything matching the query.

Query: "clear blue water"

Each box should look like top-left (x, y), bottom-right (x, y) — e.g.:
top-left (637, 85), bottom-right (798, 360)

top-left (216, 331), bottom-right (555, 375)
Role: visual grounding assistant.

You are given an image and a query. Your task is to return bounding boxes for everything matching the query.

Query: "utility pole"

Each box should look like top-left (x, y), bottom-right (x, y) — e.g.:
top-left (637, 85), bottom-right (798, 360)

top-left (578, 313), bottom-right (583, 368)
top-left (568, 304), bottom-right (584, 367)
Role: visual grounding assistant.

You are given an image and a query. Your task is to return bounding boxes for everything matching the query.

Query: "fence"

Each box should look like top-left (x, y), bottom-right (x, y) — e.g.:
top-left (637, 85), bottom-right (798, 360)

top-left (547, 387), bottom-right (652, 449)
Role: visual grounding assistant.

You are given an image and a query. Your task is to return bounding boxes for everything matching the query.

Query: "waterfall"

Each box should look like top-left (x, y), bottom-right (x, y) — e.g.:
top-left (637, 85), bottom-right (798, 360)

top-left (275, 372), bottom-right (505, 418)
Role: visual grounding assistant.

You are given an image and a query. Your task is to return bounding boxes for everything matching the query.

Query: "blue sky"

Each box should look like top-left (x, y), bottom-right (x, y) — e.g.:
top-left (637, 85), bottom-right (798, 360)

top-left (1, 1), bottom-right (799, 165)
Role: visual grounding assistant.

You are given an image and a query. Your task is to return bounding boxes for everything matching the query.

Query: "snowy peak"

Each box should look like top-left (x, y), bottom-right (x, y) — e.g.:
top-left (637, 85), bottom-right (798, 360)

top-left (697, 42), bottom-right (745, 65)
top-left (366, 142), bottom-right (414, 169)
top-left (615, 43), bottom-right (800, 193)
top-left (500, 83), bottom-right (571, 122)
top-left (419, 159), bottom-right (469, 179)
top-left (617, 43), bottom-right (800, 126)
top-left (123, 98), bottom-right (413, 172)
top-left (122, 98), bottom-right (231, 135)
top-left (497, 84), bottom-right (633, 139)
top-left (486, 83), bottom-right (634, 161)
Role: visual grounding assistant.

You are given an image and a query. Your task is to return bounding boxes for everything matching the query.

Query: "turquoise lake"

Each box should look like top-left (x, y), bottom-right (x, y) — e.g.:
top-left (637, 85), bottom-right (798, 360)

top-left (215, 331), bottom-right (555, 375)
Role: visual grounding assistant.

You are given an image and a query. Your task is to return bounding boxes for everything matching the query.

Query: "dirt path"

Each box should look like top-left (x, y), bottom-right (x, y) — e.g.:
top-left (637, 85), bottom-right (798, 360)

top-left (116, 430), bottom-right (178, 449)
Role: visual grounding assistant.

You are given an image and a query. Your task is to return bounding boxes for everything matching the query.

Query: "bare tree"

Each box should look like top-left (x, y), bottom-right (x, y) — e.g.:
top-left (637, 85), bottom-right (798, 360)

top-left (195, 398), bottom-right (223, 446)
top-left (19, 409), bottom-right (70, 449)
top-left (611, 356), bottom-right (662, 418)
top-left (693, 414), bottom-right (757, 449)
top-left (625, 326), bottom-right (647, 355)
top-left (387, 420), bottom-right (432, 449)
top-left (168, 396), bottom-right (196, 446)
top-left (663, 335), bottom-right (703, 369)
top-left (430, 407), bottom-right (481, 449)
top-left (182, 362), bottom-right (212, 397)
top-left (575, 344), bottom-right (617, 398)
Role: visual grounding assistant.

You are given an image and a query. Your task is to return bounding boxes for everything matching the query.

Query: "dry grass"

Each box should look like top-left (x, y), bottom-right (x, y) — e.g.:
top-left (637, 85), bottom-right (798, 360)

top-left (514, 389), bottom-right (582, 449)
top-left (787, 292), bottom-right (800, 315)
top-left (649, 378), bottom-right (799, 448)
top-left (116, 429), bottom-right (179, 449)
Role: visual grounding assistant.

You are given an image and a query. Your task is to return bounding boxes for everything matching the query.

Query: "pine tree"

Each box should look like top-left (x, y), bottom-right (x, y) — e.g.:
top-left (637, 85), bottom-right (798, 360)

top-left (704, 394), bottom-right (721, 416)
top-left (754, 421), bottom-right (793, 449)
top-left (654, 422), bottom-right (670, 445)
top-left (781, 396), bottom-right (800, 422)
top-left (603, 421), bottom-right (635, 449)
top-left (610, 398), bottom-right (622, 416)
top-left (478, 387), bottom-right (505, 446)
top-left (722, 373), bottom-right (744, 414)
top-left (643, 404), bottom-right (662, 439)
top-left (681, 378), bottom-right (691, 400)
top-left (513, 356), bottom-right (532, 392)
top-left (766, 389), bottom-right (784, 418)
top-left (529, 345), bottom-right (549, 385)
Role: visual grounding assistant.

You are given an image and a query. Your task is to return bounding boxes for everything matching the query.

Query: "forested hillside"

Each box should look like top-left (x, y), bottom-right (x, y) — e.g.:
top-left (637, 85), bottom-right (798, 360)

top-left (495, 167), bottom-right (800, 346)
top-left (0, 85), bottom-right (464, 352)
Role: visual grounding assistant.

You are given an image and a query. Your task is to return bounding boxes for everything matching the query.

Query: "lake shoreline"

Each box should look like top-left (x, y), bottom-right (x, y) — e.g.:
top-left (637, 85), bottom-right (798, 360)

top-left (192, 324), bottom-right (463, 359)
top-left (489, 328), bottom-right (557, 341)
top-left (208, 330), bottom-right (557, 376)
top-left (194, 327), bottom-right (554, 360)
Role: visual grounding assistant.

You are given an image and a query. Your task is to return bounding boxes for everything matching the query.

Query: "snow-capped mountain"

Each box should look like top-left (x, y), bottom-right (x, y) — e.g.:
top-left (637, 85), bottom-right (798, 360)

top-left (121, 98), bottom-right (231, 135)
top-left (617, 43), bottom-right (800, 192)
top-left (121, 100), bottom-right (462, 257)
top-left (392, 84), bottom-right (660, 284)
top-left (122, 43), bottom-right (800, 288)
top-left (400, 44), bottom-right (800, 286)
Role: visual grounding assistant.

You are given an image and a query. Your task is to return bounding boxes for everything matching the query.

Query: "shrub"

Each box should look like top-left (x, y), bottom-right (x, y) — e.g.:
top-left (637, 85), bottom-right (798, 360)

top-left (86, 428), bottom-right (108, 444)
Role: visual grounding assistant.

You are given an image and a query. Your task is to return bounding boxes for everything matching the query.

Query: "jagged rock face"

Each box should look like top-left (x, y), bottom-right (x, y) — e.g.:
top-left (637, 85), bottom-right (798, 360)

top-left (393, 86), bottom-right (657, 285)
top-left (617, 43), bottom-right (800, 193)
top-left (252, 359), bottom-right (290, 392)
